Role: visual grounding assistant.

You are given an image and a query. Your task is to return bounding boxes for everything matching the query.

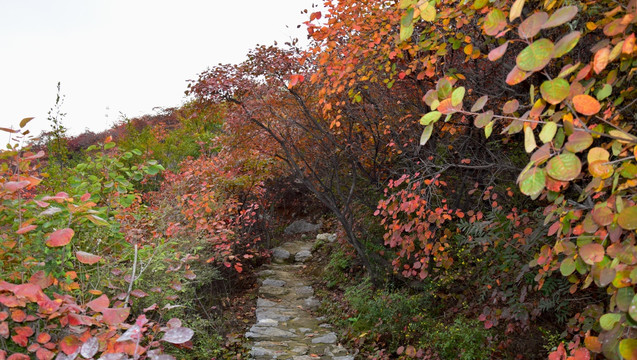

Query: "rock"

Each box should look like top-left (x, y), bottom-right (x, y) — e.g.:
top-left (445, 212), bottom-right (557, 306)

top-left (250, 347), bottom-right (276, 356)
top-left (256, 298), bottom-right (278, 307)
top-left (259, 286), bottom-right (289, 296)
top-left (262, 278), bottom-right (286, 287)
top-left (298, 328), bottom-right (312, 334)
top-left (256, 318), bottom-right (279, 327)
top-left (256, 308), bottom-right (292, 322)
top-left (295, 250), bottom-right (312, 263)
top-left (292, 356), bottom-right (314, 360)
top-left (284, 220), bottom-right (321, 235)
top-left (272, 247), bottom-right (291, 262)
top-left (304, 297), bottom-right (321, 309)
top-left (294, 286), bottom-right (314, 298)
top-left (257, 269), bottom-right (275, 277)
top-left (333, 356), bottom-right (355, 360)
top-left (319, 323), bottom-right (332, 328)
top-left (246, 326), bottom-right (296, 339)
top-left (290, 345), bottom-right (309, 355)
top-left (311, 332), bottom-right (338, 344)
top-left (316, 233), bottom-right (337, 242)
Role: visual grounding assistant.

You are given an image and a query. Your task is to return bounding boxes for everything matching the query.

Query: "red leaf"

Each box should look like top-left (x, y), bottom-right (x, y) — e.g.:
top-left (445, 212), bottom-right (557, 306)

top-left (7, 354), bottom-right (29, 360)
top-left (29, 271), bottom-right (54, 289)
top-left (13, 283), bottom-right (46, 302)
top-left (86, 294), bottom-right (109, 312)
top-left (45, 228), bottom-right (74, 247)
top-left (288, 74), bottom-right (304, 89)
top-left (484, 320), bottom-right (494, 329)
top-left (15, 225), bottom-right (37, 235)
top-left (0, 322), bottom-right (8, 339)
top-left (35, 348), bottom-right (54, 360)
top-left (130, 289), bottom-right (148, 298)
top-left (60, 335), bottom-right (81, 355)
top-left (37, 333), bottom-right (51, 344)
top-left (75, 251), bottom-right (101, 265)
top-left (3, 181), bottom-right (31, 192)
top-left (11, 309), bottom-right (26, 322)
top-left (80, 193), bottom-right (91, 202)
top-left (101, 307), bottom-right (130, 326)
top-left (234, 263), bottom-right (243, 273)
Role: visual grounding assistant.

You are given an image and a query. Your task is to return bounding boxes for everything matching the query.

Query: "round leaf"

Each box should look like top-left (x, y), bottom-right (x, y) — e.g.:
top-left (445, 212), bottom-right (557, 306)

top-left (580, 243), bottom-right (605, 265)
top-left (75, 251), bottom-right (102, 265)
top-left (506, 66), bottom-right (532, 85)
top-left (589, 160), bottom-right (614, 179)
top-left (45, 228), bottom-right (75, 247)
top-left (618, 206), bottom-right (637, 230)
top-left (540, 78), bottom-right (570, 105)
top-left (542, 6), bottom-right (578, 29)
top-left (518, 12), bottom-right (548, 39)
top-left (546, 153), bottom-right (581, 181)
top-left (599, 313), bottom-right (621, 330)
top-left (592, 206), bottom-right (614, 226)
top-left (503, 99), bottom-right (520, 114)
top-left (619, 339), bottom-right (637, 360)
top-left (162, 327), bottom-right (194, 344)
top-left (565, 131), bottom-right (593, 153)
top-left (474, 111), bottom-right (493, 128)
top-left (519, 167), bottom-right (546, 197)
top-left (517, 39), bottom-right (554, 72)
top-left (597, 84), bottom-right (612, 100)
top-left (484, 9), bottom-right (506, 36)
top-left (573, 94), bottom-right (601, 115)
top-left (560, 257), bottom-right (576, 276)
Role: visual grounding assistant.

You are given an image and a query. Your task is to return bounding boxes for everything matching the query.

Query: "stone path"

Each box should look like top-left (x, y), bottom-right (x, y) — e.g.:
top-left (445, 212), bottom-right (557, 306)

top-left (245, 235), bottom-right (353, 360)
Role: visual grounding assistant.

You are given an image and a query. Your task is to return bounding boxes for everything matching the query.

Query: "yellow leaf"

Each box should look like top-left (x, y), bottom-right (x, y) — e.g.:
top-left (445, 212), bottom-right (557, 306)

top-left (464, 44), bottom-right (473, 55)
top-left (524, 124), bottom-right (537, 153)
top-left (586, 22), bottom-right (598, 30)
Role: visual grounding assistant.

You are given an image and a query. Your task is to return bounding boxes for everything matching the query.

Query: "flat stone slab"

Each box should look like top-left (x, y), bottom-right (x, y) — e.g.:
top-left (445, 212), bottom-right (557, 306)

top-left (246, 326), bottom-right (297, 339)
top-left (272, 247), bottom-right (291, 262)
top-left (256, 298), bottom-right (278, 307)
top-left (311, 332), bottom-right (338, 344)
top-left (259, 286), bottom-right (289, 296)
top-left (262, 278), bottom-right (286, 287)
top-left (284, 220), bottom-right (321, 235)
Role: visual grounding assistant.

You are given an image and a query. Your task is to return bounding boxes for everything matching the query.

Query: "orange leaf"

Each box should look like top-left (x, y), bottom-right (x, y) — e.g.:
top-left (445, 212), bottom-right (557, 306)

top-left (593, 47), bottom-right (610, 74)
top-left (3, 181), bottom-right (31, 192)
top-left (59, 335), bottom-right (81, 355)
top-left (573, 94), bottom-right (601, 115)
top-left (15, 225), bottom-right (37, 235)
top-left (45, 228), bottom-right (74, 247)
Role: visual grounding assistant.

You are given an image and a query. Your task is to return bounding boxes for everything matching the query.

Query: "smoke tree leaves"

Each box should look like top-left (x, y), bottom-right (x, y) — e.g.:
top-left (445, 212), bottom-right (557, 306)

top-left (517, 39), bottom-right (554, 72)
top-left (546, 153), bottom-right (581, 181)
top-left (540, 79), bottom-right (570, 105)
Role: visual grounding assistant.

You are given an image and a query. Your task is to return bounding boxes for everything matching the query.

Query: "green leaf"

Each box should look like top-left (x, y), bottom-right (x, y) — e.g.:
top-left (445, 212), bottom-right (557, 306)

top-left (599, 313), bottom-right (621, 331)
top-left (518, 12), bottom-right (548, 39)
top-left (420, 124), bottom-right (434, 145)
top-left (473, 0), bottom-right (488, 9)
top-left (552, 31), bottom-right (580, 58)
top-left (597, 84), bottom-right (612, 101)
top-left (539, 122), bottom-right (558, 143)
top-left (517, 39), bottom-right (554, 72)
top-left (436, 78), bottom-right (452, 99)
top-left (542, 6), bottom-right (578, 29)
top-left (474, 111), bottom-right (493, 128)
top-left (484, 121), bottom-right (494, 138)
top-left (451, 87), bottom-right (465, 106)
top-left (618, 206), bottom-right (637, 230)
top-left (617, 287), bottom-right (635, 312)
top-left (484, 9), bottom-right (506, 36)
top-left (519, 167), bottom-right (546, 197)
top-left (560, 257), bottom-right (576, 276)
top-left (400, 9), bottom-right (414, 42)
top-left (420, 1), bottom-right (436, 22)
top-left (471, 95), bottom-right (489, 112)
top-left (420, 111), bottom-right (442, 125)
top-left (620, 339), bottom-right (637, 360)
top-left (540, 79), bottom-right (570, 105)
top-left (546, 152), bottom-right (581, 181)
top-left (104, 142), bottom-right (116, 150)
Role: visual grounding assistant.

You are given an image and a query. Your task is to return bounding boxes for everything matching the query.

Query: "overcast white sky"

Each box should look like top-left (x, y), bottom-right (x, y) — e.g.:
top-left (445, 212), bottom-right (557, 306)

top-left (0, 0), bottom-right (320, 137)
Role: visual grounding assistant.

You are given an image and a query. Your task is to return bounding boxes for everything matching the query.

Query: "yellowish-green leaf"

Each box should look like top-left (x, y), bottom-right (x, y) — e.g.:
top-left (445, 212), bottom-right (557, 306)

top-left (474, 111), bottom-right (493, 128)
top-left (618, 206), bottom-right (637, 230)
top-left (485, 120), bottom-right (494, 138)
top-left (619, 339), bottom-right (637, 360)
top-left (546, 152), bottom-right (581, 181)
top-left (552, 31), bottom-right (580, 58)
top-left (517, 39), bottom-right (554, 72)
top-left (597, 84), bottom-right (612, 101)
top-left (420, 111), bottom-right (442, 126)
top-left (540, 78), bottom-right (570, 105)
top-left (451, 87), bottom-right (465, 106)
top-left (420, 1), bottom-right (437, 22)
top-left (420, 124), bottom-right (434, 145)
top-left (524, 125), bottom-right (537, 153)
top-left (519, 167), bottom-right (546, 196)
top-left (539, 122), bottom-right (558, 143)
top-left (484, 9), bottom-right (506, 36)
